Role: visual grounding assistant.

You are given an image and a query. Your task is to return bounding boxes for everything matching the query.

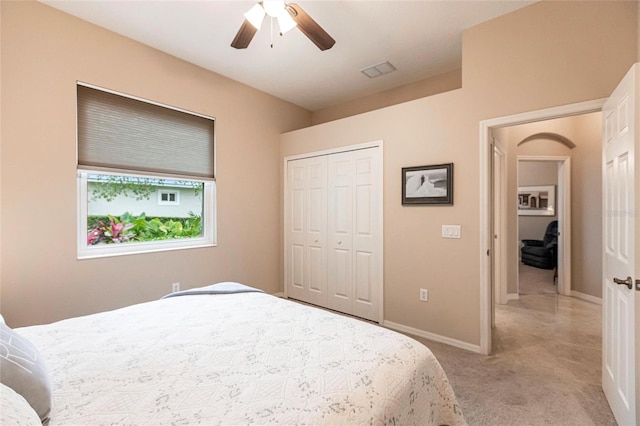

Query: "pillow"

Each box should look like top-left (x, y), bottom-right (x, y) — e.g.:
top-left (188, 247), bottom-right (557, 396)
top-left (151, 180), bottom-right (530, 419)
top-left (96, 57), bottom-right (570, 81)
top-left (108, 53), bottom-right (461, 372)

top-left (0, 323), bottom-right (52, 425)
top-left (0, 383), bottom-right (41, 425)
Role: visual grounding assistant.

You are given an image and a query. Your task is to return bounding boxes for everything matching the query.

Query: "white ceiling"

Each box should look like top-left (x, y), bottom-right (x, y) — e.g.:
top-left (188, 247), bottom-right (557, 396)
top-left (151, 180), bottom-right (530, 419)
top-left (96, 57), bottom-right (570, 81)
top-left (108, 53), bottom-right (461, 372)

top-left (40, 0), bottom-right (537, 111)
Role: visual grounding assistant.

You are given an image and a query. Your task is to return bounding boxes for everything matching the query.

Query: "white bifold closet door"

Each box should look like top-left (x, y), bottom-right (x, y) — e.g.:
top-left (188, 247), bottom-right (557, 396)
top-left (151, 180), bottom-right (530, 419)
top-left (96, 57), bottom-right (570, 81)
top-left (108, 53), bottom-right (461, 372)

top-left (286, 146), bottom-right (381, 322)
top-left (286, 155), bottom-right (328, 308)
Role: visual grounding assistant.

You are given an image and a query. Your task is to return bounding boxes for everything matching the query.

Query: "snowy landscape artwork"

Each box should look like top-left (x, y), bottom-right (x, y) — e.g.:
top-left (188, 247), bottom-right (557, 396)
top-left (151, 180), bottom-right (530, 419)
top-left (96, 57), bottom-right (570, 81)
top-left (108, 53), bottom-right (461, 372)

top-left (402, 163), bottom-right (453, 205)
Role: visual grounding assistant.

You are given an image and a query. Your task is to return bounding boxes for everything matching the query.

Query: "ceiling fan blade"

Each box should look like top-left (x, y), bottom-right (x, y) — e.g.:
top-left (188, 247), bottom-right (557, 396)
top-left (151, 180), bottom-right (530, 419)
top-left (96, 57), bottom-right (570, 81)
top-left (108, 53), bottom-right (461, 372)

top-left (231, 19), bottom-right (258, 49)
top-left (286, 3), bottom-right (335, 51)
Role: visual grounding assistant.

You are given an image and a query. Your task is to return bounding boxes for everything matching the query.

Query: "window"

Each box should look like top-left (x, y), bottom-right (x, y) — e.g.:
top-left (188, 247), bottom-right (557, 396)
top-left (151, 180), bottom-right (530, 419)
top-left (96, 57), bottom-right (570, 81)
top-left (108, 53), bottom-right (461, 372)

top-left (77, 84), bottom-right (216, 259)
top-left (158, 190), bottom-right (180, 205)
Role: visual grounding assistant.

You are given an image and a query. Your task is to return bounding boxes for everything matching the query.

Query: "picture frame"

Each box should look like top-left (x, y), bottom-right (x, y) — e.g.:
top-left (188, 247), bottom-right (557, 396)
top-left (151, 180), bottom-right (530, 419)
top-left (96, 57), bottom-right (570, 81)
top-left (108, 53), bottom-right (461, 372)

top-left (518, 185), bottom-right (555, 216)
top-left (402, 163), bottom-right (453, 205)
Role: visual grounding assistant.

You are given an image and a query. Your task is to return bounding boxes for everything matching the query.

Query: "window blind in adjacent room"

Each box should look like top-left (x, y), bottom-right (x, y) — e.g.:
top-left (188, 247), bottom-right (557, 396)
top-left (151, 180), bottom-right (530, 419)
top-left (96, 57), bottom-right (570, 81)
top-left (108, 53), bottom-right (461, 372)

top-left (77, 84), bottom-right (215, 179)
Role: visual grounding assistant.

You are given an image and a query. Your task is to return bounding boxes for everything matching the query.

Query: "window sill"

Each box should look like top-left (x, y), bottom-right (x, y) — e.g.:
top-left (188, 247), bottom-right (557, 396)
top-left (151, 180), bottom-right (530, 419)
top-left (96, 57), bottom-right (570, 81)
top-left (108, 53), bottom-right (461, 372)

top-left (77, 238), bottom-right (216, 260)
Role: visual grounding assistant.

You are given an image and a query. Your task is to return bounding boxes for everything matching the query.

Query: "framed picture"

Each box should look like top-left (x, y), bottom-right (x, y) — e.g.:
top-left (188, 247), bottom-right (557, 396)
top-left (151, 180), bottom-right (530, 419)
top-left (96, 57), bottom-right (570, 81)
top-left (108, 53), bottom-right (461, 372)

top-left (402, 163), bottom-right (453, 205)
top-left (518, 185), bottom-right (555, 216)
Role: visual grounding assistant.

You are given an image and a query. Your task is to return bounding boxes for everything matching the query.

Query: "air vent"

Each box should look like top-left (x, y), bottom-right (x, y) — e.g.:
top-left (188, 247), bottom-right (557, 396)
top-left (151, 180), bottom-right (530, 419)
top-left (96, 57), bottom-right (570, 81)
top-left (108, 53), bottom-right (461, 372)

top-left (361, 61), bottom-right (397, 78)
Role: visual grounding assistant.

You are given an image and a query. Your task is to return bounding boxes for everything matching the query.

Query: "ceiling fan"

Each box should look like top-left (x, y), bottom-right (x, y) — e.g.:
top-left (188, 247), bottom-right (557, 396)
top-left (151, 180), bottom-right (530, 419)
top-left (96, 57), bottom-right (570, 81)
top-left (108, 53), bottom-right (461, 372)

top-left (231, 1), bottom-right (335, 51)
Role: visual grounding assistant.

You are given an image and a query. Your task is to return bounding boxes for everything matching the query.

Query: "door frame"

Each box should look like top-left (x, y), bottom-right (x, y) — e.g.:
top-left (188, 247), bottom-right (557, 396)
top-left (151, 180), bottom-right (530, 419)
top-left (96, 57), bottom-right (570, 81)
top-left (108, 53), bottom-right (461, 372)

top-left (479, 99), bottom-right (605, 355)
top-left (493, 144), bottom-right (507, 309)
top-left (516, 155), bottom-right (571, 297)
top-left (283, 140), bottom-right (384, 323)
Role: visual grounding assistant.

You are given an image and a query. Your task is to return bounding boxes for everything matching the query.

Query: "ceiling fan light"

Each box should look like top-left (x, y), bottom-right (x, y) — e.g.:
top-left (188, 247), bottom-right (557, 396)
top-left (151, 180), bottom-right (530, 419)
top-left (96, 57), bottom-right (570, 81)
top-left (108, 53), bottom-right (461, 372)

top-left (277, 11), bottom-right (297, 34)
top-left (262, 0), bottom-right (285, 18)
top-left (244, 4), bottom-right (266, 29)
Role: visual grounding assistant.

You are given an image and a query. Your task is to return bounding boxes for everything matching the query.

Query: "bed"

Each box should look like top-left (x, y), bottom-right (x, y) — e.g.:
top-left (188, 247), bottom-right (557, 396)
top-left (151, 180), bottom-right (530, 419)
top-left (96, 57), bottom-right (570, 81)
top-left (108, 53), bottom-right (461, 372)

top-left (1, 282), bottom-right (466, 425)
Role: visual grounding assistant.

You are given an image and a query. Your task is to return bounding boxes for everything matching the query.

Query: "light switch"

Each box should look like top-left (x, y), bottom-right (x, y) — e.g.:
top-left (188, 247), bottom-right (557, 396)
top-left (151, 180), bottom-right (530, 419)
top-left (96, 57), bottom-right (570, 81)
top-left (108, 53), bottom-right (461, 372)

top-left (442, 225), bottom-right (461, 239)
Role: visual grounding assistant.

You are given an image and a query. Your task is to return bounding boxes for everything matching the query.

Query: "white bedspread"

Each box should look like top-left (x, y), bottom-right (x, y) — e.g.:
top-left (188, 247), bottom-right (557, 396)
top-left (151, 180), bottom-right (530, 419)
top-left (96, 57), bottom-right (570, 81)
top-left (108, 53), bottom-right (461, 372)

top-left (18, 291), bottom-right (465, 425)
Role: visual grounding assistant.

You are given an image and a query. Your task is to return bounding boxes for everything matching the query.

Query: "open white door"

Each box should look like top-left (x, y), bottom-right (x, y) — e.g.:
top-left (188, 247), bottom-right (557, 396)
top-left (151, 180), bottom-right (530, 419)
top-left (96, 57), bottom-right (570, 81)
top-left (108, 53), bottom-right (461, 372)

top-left (602, 63), bottom-right (638, 426)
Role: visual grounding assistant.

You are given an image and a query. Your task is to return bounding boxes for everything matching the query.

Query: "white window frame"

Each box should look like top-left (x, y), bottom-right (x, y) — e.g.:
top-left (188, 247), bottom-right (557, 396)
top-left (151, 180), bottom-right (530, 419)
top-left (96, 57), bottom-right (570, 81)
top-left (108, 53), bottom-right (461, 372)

top-left (158, 190), bottom-right (180, 205)
top-left (77, 169), bottom-right (216, 259)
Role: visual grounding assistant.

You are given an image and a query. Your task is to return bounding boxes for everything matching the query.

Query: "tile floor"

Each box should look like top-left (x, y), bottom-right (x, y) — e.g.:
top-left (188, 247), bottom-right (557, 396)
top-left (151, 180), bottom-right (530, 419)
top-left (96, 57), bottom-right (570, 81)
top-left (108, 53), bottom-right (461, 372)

top-left (419, 264), bottom-right (616, 426)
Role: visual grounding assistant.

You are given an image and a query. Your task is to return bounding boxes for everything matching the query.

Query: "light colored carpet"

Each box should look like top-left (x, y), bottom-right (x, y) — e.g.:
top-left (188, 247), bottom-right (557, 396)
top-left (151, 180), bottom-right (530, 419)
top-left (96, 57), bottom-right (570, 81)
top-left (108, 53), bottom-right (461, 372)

top-left (414, 264), bottom-right (616, 426)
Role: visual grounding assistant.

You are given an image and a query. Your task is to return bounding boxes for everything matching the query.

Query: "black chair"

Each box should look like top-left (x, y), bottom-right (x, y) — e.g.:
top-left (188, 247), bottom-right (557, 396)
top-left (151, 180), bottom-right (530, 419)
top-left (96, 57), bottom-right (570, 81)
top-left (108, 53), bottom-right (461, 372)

top-left (521, 220), bottom-right (558, 270)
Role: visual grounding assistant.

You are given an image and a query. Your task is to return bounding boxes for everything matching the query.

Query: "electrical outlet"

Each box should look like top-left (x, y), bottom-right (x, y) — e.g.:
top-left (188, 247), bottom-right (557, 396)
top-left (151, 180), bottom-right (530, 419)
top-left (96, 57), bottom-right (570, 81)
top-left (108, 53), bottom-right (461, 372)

top-left (172, 282), bottom-right (180, 293)
top-left (419, 288), bottom-right (428, 302)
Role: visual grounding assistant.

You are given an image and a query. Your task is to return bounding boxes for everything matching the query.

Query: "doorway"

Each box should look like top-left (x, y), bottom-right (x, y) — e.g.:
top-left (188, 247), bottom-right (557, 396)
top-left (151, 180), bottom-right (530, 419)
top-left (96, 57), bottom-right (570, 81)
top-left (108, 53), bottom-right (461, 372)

top-left (492, 137), bottom-right (572, 308)
top-left (479, 99), bottom-right (605, 355)
top-left (515, 156), bottom-right (571, 299)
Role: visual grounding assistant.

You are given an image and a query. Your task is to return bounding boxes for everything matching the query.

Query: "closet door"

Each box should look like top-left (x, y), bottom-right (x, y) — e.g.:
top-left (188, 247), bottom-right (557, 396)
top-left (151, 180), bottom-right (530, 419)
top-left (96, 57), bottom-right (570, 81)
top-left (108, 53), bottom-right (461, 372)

top-left (351, 148), bottom-right (380, 321)
top-left (285, 156), bottom-right (327, 306)
top-left (326, 152), bottom-right (354, 315)
top-left (327, 148), bottom-right (380, 322)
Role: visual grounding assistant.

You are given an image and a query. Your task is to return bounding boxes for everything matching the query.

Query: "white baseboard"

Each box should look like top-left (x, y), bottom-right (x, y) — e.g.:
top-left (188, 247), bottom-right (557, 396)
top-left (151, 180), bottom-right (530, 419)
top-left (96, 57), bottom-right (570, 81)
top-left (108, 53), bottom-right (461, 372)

top-left (571, 290), bottom-right (602, 305)
top-left (383, 320), bottom-right (482, 354)
top-left (506, 293), bottom-right (519, 301)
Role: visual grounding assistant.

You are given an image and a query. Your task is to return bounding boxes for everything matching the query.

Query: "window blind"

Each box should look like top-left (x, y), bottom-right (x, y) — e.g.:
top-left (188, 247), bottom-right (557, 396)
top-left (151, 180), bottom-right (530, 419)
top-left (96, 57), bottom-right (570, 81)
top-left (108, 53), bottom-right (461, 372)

top-left (77, 85), bottom-right (214, 179)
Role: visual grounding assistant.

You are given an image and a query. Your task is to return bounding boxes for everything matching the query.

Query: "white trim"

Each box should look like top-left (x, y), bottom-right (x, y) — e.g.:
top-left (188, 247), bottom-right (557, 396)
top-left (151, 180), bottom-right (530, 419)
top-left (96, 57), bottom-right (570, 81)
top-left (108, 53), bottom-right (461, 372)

top-left (383, 320), bottom-right (482, 354)
top-left (479, 98), bottom-right (606, 355)
top-left (493, 144), bottom-right (508, 306)
top-left (506, 293), bottom-right (520, 301)
top-left (571, 290), bottom-right (602, 305)
top-left (283, 140), bottom-right (384, 324)
top-left (557, 158), bottom-right (572, 296)
top-left (78, 171), bottom-right (216, 259)
top-left (376, 144), bottom-right (384, 324)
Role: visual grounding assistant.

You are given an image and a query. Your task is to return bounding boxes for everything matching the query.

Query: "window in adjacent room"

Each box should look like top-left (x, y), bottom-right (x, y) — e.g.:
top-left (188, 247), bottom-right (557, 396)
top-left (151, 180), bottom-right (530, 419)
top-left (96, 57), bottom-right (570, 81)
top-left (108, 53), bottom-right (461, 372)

top-left (77, 83), bottom-right (216, 259)
top-left (158, 190), bottom-right (180, 205)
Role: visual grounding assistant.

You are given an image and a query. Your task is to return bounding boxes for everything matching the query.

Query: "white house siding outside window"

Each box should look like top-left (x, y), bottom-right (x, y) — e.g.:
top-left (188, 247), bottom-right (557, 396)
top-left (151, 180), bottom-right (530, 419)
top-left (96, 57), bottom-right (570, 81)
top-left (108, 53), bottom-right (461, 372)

top-left (87, 177), bottom-right (199, 217)
top-left (76, 83), bottom-right (216, 259)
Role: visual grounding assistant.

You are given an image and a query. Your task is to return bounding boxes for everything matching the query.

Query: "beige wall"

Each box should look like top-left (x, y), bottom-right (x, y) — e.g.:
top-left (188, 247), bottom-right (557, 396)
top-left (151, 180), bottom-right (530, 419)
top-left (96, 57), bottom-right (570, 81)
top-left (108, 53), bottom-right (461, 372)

top-left (281, 1), bottom-right (636, 346)
top-left (282, 90), bottom-right (481, 343)
top-left (0, 2), bottom-right (311, 327)
top-left (311, 69), bottom-right (461, 125)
